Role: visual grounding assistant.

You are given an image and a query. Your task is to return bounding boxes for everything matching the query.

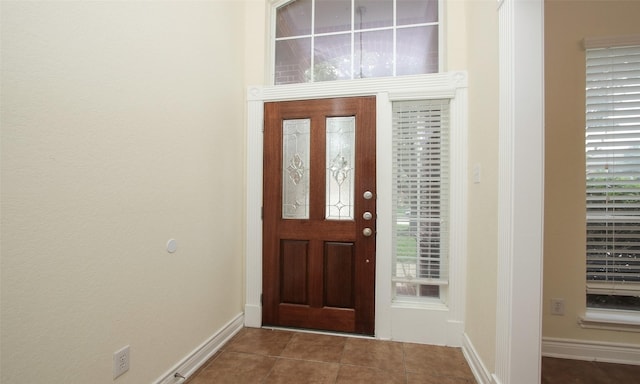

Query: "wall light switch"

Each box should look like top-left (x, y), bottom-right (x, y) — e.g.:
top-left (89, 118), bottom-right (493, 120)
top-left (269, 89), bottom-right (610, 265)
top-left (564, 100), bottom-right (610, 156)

top-left (551, 298), bottom-right (565, 316)
top-left (473, 163), bottom-right (481, 184)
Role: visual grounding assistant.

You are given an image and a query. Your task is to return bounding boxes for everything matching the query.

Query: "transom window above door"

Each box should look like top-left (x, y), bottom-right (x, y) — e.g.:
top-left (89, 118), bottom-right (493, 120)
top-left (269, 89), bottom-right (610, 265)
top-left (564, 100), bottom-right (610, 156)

top-left (273, 0), bottom-right (440, 85)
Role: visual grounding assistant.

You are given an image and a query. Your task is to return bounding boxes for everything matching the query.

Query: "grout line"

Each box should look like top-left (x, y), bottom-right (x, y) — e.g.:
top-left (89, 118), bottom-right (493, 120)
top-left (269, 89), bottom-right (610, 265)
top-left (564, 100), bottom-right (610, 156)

top-left (401, 342), bottom-right (408, 384)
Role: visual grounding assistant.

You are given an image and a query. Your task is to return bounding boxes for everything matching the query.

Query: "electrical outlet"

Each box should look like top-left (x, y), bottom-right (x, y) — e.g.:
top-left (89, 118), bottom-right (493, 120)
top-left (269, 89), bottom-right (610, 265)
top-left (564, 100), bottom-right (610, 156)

top-left (551, 298), bottom-right (565, 316)
top-left (113, 345), bottom-right (130, 379)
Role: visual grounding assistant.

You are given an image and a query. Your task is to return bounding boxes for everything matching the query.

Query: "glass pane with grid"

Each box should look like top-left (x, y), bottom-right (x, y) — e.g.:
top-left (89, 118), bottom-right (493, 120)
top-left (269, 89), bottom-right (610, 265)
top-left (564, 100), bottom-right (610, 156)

top-left (274, 0), bottom-right (440, 85)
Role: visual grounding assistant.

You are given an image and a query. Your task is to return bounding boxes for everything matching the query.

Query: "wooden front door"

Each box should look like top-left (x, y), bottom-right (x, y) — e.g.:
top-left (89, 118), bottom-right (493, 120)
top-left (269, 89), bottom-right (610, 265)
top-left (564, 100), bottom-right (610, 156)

top-left (263, 96), bottom-right (376, 335)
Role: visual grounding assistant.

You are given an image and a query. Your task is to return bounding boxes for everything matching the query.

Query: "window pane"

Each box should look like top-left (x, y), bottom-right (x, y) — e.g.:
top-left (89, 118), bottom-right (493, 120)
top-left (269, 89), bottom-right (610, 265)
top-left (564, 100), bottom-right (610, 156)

top-left (276, 0), bottom-right (312, 38)
top-left (397, 0), bottom-right (438, 25)
top-left (355, 29), bottom-right (393, 79)
top-left (283, 119), bottom-right (311, 219)
top-left (394, 282), bottom-right (440, 298)
top-left (585, 45), bottom-right (640, 307)
top-left (355, 0), bottom-right (393, 29)
top-left (587, 294), bottom-right (640, 311)
top-left (326, 117), bottom-right (356, 221)
top-left (397, 26), bottom-right (438, 75)
top-left (275, 38), bottom-right (311, 85)
top-left (314, 34), bottom-right (352, 81)
top-left (315, 0), bottom-right (351, 34)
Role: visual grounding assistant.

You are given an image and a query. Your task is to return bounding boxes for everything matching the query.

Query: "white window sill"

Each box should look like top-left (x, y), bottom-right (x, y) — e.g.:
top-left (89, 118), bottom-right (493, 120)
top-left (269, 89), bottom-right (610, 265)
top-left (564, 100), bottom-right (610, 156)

top-left (391, 298), bottom-right (449, 311)
top-left (579, 308), bottom-right (640, 333)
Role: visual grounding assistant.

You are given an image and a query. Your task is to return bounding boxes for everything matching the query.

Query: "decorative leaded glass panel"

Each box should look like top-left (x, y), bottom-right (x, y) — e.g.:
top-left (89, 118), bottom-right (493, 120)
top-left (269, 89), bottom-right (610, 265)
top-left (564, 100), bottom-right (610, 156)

top-left (326, 117), bottom-right (355, 220)
top-left (282, 119), bottom-right (310, 219)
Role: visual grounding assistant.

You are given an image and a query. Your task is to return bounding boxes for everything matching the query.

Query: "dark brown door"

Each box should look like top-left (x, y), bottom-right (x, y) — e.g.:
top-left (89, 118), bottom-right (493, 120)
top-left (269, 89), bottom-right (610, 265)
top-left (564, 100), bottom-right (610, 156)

top-left (263, 96), bottom-right (376, 335)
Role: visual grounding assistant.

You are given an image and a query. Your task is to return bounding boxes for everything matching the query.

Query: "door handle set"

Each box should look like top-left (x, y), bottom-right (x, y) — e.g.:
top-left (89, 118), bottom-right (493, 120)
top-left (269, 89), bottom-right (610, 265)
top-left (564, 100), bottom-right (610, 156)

top-left (362, 191), bottom-right (375, 238)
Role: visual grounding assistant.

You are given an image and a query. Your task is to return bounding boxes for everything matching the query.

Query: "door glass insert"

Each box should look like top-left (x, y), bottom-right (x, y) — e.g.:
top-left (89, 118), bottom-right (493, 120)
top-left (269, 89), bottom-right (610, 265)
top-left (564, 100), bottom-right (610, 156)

top-left (283, 119), bottom-right (311, 219)
top-left (326, 116), bottom-right (356, 220)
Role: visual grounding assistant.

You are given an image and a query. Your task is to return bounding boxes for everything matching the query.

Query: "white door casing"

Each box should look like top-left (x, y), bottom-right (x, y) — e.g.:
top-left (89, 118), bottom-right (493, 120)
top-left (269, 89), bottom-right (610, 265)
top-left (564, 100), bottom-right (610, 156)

top-left (245, 73), bottom-right (468, 345)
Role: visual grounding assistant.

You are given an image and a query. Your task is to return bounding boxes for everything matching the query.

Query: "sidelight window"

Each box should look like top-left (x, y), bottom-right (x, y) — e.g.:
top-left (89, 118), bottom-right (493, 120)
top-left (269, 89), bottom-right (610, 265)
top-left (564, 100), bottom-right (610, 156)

top-left (392, 99), bottom-right (449, 299)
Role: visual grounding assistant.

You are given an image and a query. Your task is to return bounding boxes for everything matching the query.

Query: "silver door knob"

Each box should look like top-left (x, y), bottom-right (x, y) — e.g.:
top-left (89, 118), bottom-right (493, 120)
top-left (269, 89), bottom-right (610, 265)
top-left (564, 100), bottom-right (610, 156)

top-left (363, 191), bottom-right (373, 200)
top-left (363, 211), bottom-right (373, 220)
top-left (362, 228), bottom-right (373, 237)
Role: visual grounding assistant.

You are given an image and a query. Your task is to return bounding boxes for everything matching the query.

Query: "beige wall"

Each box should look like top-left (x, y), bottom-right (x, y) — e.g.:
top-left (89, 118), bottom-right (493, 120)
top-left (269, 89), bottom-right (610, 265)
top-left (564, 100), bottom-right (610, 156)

top-left (463, 0), bottom-right (499, 372)
top-left (544, 0), bottom-right (640, 343)
top-left (1, 1), bottom-right (504, 382)
top-left (1, 2), bottom-right (245, 383)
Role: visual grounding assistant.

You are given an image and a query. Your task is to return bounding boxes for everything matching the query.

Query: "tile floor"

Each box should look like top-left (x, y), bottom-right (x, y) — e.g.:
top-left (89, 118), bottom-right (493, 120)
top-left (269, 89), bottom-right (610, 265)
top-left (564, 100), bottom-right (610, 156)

top-left (541, 356), bottom-right (640, 384)
top-left (187, 327), bottom-right (476, 383)
top-left (187, 327), bottom-right (640, 384)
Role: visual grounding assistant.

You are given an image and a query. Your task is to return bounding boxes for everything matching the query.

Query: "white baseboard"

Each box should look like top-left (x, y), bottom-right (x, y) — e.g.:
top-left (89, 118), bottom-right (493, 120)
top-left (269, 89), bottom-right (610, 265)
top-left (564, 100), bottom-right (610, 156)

top-left (542, 337), bottom-right (640, 366)
top-left (462, 333), bottom-right (495, 384)
top-left (154, 313), bottom-right (244, 384)
top-left (244, 303), bottom-right (261, 328)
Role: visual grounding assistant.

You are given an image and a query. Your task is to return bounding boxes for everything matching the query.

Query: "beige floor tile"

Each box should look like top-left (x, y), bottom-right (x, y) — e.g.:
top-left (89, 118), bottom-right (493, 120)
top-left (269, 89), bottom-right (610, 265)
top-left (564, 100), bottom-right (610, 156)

top-left (407, 371), bottom-right (475, 384)
top-left (264, 358), bottom-right (340, 384)
top-left (341, 338), bottom-right (405, 373)
top-left (541, 357), bottom-right (612, 384)
top-left (280, 332), bottom-right (347, 363)
top-left (403, 342), bottom-right (474, 380)
top-left (224, 327), bottom-right (293, 356)
top-left (187, 351), bottom-right (275, 384)
top-left (336, 364), bottom-right (406, 384)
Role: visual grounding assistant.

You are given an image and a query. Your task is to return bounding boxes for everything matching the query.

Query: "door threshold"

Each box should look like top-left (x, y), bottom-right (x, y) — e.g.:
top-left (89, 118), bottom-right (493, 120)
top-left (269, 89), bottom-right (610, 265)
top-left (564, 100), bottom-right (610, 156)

top-left (261, 326), bottom-right (376, 340)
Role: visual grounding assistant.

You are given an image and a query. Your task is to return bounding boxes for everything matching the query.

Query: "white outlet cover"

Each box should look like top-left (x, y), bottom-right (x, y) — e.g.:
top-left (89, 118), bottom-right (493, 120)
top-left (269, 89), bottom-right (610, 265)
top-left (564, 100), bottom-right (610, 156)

top-left (113, 345), bottom-right (130, 379)
top-left (167, 239), bottom-right (177, 253)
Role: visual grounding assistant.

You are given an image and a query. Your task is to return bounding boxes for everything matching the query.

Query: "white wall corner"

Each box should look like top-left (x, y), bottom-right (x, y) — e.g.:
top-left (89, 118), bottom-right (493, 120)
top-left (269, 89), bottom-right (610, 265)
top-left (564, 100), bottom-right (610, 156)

top-left (153, 313), bottom-right (244, 384)
top-left (542, 337), bottom-right (640, 366)
top-left (462, 333), bottom-right (497, 384)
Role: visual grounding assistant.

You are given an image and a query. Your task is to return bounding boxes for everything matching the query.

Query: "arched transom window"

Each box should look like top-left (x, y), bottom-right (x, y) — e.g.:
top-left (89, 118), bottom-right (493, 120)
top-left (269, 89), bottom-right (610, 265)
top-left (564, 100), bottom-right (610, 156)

top-left (273, 0), bottom-right (440, 85)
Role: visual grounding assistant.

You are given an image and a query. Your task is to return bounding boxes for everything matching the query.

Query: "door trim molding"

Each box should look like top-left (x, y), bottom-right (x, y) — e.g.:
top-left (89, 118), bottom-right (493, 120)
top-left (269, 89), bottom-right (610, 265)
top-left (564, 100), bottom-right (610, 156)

top-left (245, 73), bottom-right (468, 342)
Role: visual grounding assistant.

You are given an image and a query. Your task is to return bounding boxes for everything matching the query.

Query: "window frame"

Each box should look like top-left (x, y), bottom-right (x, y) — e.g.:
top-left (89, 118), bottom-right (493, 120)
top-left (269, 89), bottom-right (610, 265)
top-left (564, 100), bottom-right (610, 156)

top-left (267, 0), bottom-right (445, 86)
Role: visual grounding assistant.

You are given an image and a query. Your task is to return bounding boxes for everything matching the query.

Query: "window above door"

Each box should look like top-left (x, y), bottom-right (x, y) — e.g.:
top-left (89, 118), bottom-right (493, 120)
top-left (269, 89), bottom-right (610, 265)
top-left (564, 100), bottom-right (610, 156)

top-left (271, 0), bottom-right (441, 85)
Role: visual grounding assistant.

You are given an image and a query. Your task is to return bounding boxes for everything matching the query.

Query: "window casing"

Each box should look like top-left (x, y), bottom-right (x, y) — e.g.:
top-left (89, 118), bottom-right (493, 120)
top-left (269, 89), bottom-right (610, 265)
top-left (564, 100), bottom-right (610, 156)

top-left (392, 99), bottom-right (449, 300)
top-left (585, 43), bottom-right (640, 311)
top-left (273, 0), bottom-right (441, 85)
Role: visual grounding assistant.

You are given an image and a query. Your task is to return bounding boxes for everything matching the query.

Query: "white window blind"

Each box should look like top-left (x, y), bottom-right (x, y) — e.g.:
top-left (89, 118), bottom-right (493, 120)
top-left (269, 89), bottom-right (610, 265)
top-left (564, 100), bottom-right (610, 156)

top-left (392, 99), bottom-right (449, 298)
top-left (585, 44), bottom-right (640, 300)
